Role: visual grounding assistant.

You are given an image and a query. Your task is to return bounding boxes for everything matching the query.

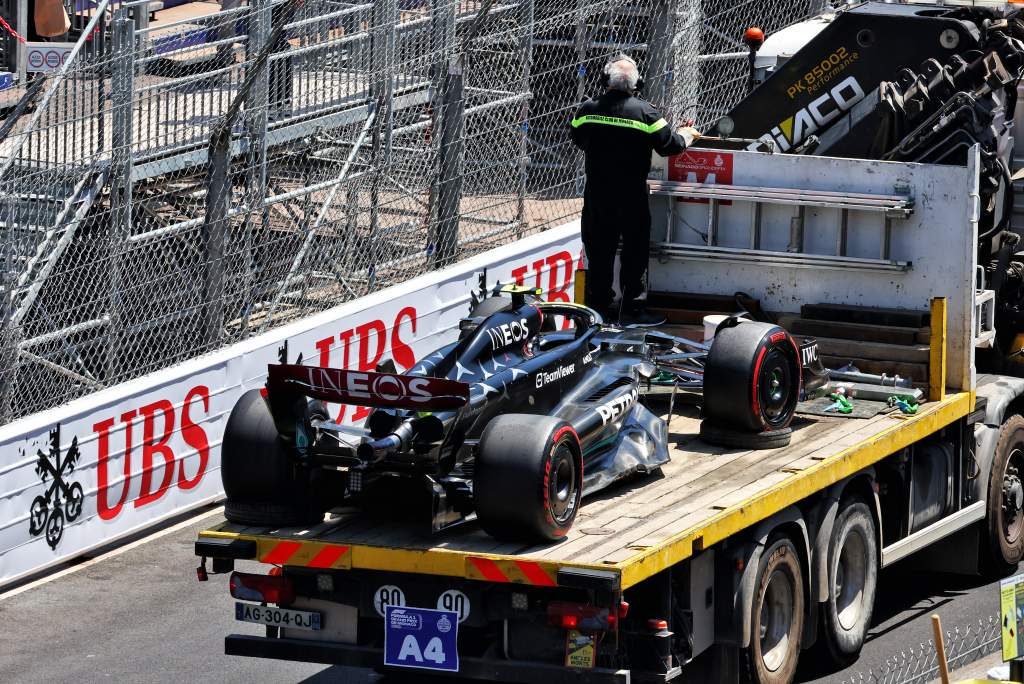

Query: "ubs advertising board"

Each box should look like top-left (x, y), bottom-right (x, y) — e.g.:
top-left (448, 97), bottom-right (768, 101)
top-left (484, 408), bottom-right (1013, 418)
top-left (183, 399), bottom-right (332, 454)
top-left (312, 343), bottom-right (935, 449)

top-left (0, 223), bottom-right (583, 588)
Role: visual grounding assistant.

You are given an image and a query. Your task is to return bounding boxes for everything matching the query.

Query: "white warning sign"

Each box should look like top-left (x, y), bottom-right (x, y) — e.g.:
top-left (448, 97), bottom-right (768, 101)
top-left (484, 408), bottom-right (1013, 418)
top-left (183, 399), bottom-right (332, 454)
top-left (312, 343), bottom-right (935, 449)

top-left (26, 42), bottom-right (75, 73)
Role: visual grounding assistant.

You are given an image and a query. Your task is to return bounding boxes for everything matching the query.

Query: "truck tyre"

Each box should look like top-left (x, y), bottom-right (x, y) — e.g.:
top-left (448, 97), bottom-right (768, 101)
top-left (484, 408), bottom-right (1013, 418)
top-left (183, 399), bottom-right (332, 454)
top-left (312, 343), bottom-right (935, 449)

top-left (699, 421), bottom-right (792, 450)
top-left (985, 415), bottom-right (1024, 572)
top-left (222, 389), bottom-right (328, 527)
top-left (743, 536), bottom-right (805, 684)
top-left (704, 321), bottom-right (801, 434)
top-left (819, 499), bottom-right (877, 666)
top-left (475, 414), bottom-right (582, 542)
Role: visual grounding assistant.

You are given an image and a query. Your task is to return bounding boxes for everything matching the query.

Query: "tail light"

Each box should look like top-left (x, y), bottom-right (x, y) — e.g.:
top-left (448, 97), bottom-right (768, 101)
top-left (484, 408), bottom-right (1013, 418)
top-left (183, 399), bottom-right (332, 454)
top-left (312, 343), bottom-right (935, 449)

top-left (230, 572), bottom-right (295, 605)
top-left (547, 601), bottom-right (617, 632)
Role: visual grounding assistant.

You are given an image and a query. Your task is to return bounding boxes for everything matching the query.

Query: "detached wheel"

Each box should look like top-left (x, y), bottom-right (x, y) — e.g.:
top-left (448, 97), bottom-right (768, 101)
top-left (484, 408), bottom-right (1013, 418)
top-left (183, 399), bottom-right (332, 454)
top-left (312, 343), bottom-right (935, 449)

top-left (704, 321), bottom-right (801, 433)
top-left (743, 536), bottom-right (804, 684)
top-left (985, 415), bottom-right (1024, 572)
top-left (819, 498), bottom-right (877, 666)
top-left (475, 414), bottom-right (582, 542)
top-left (222, 389), bottom-right (331, 527)
top-left (699, 421), bottom-right (792, 450)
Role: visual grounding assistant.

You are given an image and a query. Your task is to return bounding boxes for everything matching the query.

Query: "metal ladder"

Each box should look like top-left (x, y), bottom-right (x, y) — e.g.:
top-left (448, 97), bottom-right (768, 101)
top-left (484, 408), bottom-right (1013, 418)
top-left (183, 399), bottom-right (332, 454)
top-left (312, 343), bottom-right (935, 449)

top-left (647, 178), bottom-right (915, 272)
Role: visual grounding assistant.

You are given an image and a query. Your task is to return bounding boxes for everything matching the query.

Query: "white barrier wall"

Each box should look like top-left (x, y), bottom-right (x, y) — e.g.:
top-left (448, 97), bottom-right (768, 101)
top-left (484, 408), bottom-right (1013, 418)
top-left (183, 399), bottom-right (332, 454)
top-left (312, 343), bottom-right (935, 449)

top-left (0, 223), bottom-right (583, 588)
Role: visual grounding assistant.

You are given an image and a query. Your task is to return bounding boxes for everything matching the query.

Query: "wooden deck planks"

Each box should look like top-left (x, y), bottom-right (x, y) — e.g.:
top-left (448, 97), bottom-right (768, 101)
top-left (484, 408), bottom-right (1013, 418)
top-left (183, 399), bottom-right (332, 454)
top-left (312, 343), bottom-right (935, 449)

top-left (219, 406), bottom-right (910, 569)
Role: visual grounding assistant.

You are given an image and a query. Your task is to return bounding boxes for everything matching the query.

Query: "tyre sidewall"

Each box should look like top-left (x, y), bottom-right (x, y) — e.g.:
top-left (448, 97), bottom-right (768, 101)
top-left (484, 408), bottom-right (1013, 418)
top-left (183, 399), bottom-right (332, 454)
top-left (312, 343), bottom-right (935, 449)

top-left (222, 390), bottom-right (327, 526)
top-left (539, 426), bottom-right (582, 538)
top-left (823, 500), bottom-right (877, 662)
top-left (705, 323), bottom-right (801, 433)
top-left (475, 415), bottom-right (582, 542)
top-left (987, 415), bottom-right (1024, 569)
top-left (746, 537), bottom-right (804, 684)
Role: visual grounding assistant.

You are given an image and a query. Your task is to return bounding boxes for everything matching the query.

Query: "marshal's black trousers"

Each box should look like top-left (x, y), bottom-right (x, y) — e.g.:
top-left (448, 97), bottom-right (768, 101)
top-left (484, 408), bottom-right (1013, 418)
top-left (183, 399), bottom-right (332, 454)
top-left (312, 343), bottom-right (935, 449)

top-left (581, 185), bottom-right (651, 313)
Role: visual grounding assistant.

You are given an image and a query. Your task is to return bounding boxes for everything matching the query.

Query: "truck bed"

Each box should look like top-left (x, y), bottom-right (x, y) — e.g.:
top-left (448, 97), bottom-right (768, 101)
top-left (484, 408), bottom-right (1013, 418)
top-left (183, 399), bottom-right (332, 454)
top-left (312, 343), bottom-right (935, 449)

top-left (199, 392), bottom-right (971, 590)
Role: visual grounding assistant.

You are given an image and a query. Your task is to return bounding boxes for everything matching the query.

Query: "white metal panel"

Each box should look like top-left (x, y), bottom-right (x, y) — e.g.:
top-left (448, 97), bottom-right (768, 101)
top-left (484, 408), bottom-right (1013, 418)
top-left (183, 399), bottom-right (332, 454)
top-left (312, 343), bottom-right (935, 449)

top-left (650, 148), bottom-right (979, 392)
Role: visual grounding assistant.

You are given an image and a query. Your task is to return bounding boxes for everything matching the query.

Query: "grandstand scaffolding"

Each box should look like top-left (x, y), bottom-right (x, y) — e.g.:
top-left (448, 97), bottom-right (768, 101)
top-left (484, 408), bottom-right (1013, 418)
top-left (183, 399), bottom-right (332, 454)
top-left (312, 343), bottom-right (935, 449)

top-left (0, 0), bottom-right (830, 422)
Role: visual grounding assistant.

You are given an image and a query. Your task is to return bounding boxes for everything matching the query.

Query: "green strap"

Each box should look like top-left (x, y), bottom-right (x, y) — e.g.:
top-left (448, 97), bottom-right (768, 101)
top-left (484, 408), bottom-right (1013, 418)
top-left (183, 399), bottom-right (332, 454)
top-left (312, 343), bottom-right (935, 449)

top-left (571, 114), bottom-right (668, 134)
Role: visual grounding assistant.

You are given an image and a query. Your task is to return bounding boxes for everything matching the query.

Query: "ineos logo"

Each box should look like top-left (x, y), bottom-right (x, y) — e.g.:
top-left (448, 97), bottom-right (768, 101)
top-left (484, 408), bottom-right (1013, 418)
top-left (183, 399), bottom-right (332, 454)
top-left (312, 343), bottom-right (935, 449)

top-left (485, 318), bottom-right (531, 351)
top-left (306, 369), bottom-right (433, 403)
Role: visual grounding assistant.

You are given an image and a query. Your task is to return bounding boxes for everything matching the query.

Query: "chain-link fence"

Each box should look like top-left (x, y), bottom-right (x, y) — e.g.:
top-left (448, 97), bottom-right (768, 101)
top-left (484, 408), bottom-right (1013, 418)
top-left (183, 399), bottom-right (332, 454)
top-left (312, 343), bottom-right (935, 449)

top-left (0, 0), bottom-right (829, 423)
top-left (840, 616), bottom-right (1001, 684)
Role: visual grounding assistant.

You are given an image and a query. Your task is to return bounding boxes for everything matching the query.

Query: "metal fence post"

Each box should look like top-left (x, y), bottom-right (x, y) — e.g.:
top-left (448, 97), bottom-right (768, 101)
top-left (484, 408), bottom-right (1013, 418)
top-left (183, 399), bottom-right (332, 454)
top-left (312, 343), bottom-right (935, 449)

top-left (203, 124), bottom-right (230, 349)
top-left (515, 0), bottom-right (535, 238)
top-left (426, 0), bottom-right (456, 249)
top-left (645, 0), bottom-right (674, 115)
top-left (673, 0), bottom-right (702, 124)
top-left (369, 0), bottom-right (397, 241)
top-left (572, 0), bottom-right (588, 197)
top-left (0, 186), bottom-right (17, 422)
top-left (240, 0), bottom-right (272, 338)
top-left (106, 11), bottom-right (135, 382)
top-left (432, 55), bottom-right (465, 268)
top-left (16, 0), bottom-right (26, 85)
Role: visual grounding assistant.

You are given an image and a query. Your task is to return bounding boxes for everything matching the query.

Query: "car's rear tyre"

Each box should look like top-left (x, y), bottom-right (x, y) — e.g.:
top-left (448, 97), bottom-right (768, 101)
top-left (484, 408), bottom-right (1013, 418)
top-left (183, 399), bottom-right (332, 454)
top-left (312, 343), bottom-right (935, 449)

top-left (819, 498), bottom-right (877, 667)
top-left (475, 414), bottom-right (583, 542)
top-left (704, 321), bottom-right (801, 433)
top-left (984, 414), bottom-right (1024, 574)
top-left (699, 421), bottom-right (792, 450)
top-left (222, 389), bottom-right (330, 527)
top-left (742, 536), bottom-right (804, 684)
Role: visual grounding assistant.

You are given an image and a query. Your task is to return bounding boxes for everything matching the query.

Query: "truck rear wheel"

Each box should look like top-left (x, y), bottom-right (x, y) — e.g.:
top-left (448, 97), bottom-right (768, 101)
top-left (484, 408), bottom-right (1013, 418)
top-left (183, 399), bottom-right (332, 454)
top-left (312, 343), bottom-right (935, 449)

top-left (743, 536), bottom-right (804, 684)
top-left (819, 498), bottom-right (877, 666)
top-left (474, 414), bottom-right (582, 542)
top-left (985, 415), bottom-right (1024, 572)
top-left (222, 389), bottom-right (328, 527)
top-left (703, 321), bottom-right (801, 435)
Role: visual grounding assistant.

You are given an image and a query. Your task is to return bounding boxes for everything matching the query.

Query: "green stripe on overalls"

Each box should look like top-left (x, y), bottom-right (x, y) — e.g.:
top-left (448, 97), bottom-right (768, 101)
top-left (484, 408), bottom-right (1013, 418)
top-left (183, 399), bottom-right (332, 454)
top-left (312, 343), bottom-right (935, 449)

top-left (570, 115), bottom-right (668, 133)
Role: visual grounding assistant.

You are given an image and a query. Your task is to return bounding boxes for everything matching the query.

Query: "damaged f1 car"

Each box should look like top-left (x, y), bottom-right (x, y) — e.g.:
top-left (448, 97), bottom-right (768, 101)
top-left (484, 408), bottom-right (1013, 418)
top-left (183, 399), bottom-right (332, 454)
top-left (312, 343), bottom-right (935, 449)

top-left (221, 287), bottom-right (815, 542)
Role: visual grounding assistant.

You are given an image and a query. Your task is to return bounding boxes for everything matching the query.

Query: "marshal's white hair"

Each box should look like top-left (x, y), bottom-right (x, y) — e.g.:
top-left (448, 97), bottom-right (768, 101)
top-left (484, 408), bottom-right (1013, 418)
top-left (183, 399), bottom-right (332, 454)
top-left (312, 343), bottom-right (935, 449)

top-left (605, 55), bottom-right (639, 93)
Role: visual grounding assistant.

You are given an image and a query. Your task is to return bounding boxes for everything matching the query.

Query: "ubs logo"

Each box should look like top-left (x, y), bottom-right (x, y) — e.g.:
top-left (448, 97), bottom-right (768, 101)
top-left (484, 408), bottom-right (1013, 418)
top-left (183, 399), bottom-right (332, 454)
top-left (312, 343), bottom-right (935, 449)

top-left (28, 424), bottom-right (84, 550)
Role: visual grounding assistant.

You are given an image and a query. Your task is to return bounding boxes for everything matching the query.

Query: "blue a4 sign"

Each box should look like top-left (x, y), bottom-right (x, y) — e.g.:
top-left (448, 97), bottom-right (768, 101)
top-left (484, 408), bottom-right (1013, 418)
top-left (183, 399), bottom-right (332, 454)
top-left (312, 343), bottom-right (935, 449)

top-left (384, 605), bottom-right (459, 672)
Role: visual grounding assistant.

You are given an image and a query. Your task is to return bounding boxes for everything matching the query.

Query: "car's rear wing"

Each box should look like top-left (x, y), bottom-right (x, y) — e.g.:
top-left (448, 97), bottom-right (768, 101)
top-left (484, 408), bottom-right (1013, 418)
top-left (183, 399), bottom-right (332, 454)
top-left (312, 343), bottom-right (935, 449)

top-left (264, 364), bottom-right (470, 438)
top-left (267, 364), bottom-right (470, 410)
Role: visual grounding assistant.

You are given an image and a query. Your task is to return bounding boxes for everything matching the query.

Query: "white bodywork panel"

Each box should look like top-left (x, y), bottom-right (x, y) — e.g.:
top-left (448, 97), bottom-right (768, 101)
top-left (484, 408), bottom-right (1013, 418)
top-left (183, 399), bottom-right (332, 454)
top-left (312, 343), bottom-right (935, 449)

top-left (648, 148), bottom-right (980, 392)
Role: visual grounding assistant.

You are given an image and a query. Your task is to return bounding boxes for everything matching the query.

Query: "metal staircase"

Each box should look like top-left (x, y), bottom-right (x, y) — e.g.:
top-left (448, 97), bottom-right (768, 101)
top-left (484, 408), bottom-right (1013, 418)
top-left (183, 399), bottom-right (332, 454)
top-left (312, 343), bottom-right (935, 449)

top-left (4, 164), bottom-right (108, 331)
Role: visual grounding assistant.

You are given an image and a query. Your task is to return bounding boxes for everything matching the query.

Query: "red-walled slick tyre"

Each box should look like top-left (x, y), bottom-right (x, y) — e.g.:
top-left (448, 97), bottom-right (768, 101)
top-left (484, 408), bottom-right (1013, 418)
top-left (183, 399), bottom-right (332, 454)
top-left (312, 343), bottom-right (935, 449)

top-left (703, 321), bottom-right (802, 433)
top-left (475, 415), bottom-right (583, 542)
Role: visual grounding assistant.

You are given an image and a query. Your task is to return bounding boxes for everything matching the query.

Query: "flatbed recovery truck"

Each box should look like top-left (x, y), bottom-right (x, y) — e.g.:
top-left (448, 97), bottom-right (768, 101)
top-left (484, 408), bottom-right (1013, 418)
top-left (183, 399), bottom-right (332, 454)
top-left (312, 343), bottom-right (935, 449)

top-left (194, 142), bottom-right (1024, 683)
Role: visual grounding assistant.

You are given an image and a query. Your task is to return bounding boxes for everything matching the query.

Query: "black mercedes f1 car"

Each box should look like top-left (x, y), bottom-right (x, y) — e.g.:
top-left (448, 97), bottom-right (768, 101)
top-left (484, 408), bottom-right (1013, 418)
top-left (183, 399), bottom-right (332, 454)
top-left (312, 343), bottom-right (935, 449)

top-left (222, 286), bottom-right (820, 542)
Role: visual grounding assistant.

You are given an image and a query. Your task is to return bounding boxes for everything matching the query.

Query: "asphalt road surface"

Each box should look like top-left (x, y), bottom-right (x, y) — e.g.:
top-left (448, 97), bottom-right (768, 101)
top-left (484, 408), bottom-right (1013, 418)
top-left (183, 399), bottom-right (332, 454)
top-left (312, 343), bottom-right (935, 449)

top-left (0, 506), bottom-right (1008, 684)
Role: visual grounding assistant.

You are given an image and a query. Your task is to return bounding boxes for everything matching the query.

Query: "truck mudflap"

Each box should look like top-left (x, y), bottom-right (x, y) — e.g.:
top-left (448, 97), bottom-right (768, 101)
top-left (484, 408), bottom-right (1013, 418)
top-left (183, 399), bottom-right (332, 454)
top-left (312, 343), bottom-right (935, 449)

top-left (224, 634), bottom-right (632, 683)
